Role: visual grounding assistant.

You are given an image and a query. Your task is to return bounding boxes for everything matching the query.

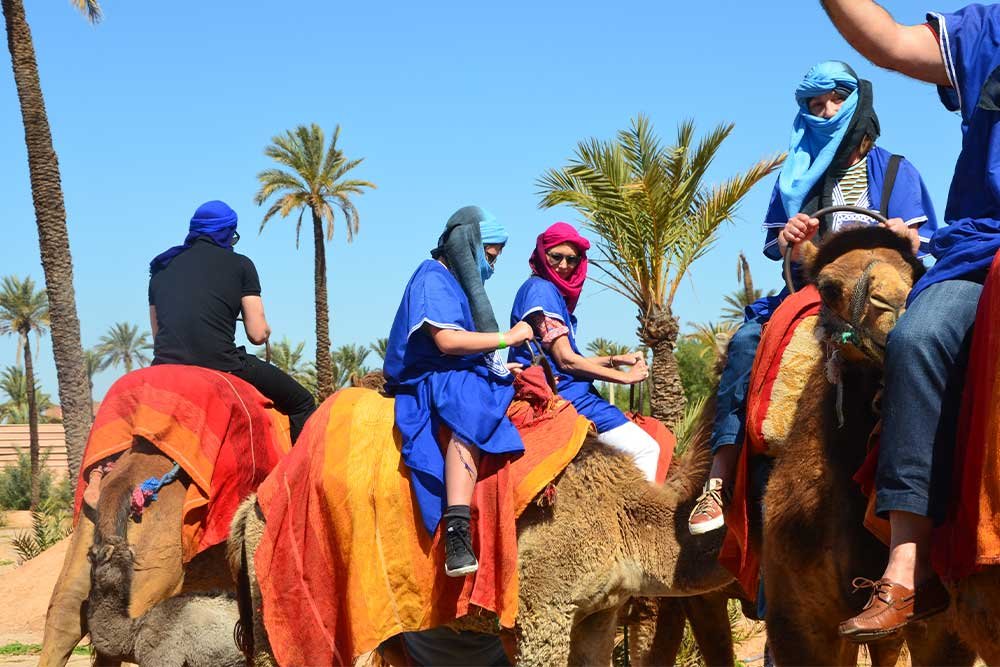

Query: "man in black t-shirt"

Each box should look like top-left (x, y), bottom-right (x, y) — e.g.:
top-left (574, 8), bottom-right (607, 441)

top-left (148, 200), bottom-right (315, 442)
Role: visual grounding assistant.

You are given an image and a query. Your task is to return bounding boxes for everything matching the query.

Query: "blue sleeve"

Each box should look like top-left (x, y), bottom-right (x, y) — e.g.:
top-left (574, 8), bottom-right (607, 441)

top-left (928, 6), bottom-right (1000, 119)
top-left (762, 182), bottom-right (787, 261)
top-left (402, 268), bottom-right (468, 337)
top-left (512, 279), bottom-right (568, 324)
top-left (885, 158), bottom-right (940, 258)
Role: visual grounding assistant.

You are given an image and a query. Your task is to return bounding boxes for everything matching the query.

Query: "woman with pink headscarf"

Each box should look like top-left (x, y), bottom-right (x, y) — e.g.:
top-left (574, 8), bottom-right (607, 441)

top-left (508, 222), bottom-right (660, 481)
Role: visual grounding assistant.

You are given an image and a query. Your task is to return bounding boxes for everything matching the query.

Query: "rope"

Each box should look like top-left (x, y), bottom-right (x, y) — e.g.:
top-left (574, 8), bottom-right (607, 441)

top-left (130, 462), bottom-right (182, 519)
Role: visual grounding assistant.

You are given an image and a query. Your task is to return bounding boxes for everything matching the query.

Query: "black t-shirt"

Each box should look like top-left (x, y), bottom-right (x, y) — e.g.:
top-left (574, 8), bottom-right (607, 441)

top-left (148, 239), bottom-right (261, 371)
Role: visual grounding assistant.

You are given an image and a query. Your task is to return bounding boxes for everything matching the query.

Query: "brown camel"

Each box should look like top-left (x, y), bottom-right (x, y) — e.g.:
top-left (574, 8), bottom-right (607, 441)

top-left (228, 391), bottom-right (737, 667)
top-left (39, 438), bottom-right (231, 667)
top-left (86, 534), bottom-right (242, 667)
top-left (759, 227), bottom-right (974, 666)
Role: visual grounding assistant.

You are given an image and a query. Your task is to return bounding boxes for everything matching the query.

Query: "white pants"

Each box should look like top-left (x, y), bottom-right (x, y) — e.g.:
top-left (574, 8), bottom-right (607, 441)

top-left (595, 421), bottom-right (660, 482)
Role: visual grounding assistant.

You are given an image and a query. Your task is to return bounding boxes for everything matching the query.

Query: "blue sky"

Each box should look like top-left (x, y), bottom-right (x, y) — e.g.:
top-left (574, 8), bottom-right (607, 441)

top-left (1, 0), bottom-right (963, 401)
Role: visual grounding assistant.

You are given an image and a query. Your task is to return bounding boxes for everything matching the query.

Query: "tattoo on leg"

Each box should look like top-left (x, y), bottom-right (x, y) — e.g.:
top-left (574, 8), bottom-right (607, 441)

top-left (457, 448), bottom-right (476, 481)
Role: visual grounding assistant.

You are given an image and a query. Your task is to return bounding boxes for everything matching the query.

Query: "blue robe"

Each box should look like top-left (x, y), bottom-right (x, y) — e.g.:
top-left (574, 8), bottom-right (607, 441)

top-left (508, 276), bottom-right (628, 433)
top-left (748, 146), bottom-right (939, 320)
top-left (908, 5), bottom-right (1000, 303)
top-left (384, 260), bottom-right (524, 534)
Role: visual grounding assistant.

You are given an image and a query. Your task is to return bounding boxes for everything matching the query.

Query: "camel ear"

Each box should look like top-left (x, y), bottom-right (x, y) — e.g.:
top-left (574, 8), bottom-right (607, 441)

top-left (89, 544), bottom-right (114, 565)
top-left (798, 240), bottom-right (820, 273)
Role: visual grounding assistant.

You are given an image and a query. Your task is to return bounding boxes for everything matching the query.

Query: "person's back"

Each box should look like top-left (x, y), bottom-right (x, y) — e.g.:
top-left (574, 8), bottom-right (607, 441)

top-left (149, 239), bottom-right (260, 371)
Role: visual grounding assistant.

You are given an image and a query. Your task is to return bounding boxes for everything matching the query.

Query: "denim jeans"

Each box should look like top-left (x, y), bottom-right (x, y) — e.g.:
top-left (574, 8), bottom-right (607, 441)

top-left (875, 279), bottom-right (983, 522)
top-left (710, 316), bottom-right (766, 455)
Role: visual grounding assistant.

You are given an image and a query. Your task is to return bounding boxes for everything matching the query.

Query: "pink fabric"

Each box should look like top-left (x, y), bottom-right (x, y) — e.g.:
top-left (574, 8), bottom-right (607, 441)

top-left (526, 311), bottom-right (570, 345)
top-left (529, 222), bottom-right (591, 313)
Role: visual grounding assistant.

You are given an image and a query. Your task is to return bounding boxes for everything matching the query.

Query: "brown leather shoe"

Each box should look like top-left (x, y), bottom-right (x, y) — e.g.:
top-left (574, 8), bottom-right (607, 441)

top-left (838, 576), bottom-right (950, 642)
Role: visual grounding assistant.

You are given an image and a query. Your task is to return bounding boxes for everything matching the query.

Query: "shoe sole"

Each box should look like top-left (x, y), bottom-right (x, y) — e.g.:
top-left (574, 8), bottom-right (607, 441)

top-left (445, 563), bottom-right (479, 577)
top-left (688, 514), bottom-right (725, 535)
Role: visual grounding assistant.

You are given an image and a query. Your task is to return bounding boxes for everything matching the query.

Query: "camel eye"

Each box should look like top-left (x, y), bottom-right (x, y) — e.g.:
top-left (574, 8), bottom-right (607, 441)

top-left (819, 279), bottom-right (843, 307)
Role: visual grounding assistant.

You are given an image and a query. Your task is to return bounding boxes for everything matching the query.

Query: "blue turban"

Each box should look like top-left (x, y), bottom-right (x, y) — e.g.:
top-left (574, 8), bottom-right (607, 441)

top-left (150, 200), bottom-right (239, 275)
top-left (778, 61), bottom-right (861, 218)
top-left (479, 215), bottom-right (508, 245)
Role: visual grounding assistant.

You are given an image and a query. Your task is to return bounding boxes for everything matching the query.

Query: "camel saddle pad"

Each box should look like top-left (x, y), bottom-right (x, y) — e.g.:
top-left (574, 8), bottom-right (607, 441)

top-left (74, 365), bottom-right (291, 561)
top-left (933, 249), bottom-right (1000, 580)
top-left (253, 377), bottom-right (591, 666)
top-left (721, 286), bottom-right (822, 599)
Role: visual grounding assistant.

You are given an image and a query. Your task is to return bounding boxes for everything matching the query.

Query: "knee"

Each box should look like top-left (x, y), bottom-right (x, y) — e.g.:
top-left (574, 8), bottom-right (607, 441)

top-left (727, 322), bottom-right (762, 360)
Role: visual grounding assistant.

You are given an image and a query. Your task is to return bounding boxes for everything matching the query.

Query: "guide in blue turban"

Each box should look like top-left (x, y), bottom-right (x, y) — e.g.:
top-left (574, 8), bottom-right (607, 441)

top-left (150, 200), bottom-right (240, 275)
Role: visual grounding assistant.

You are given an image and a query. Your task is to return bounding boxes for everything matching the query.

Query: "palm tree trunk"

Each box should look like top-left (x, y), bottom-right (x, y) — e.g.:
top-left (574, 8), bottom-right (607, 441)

top-left (312, 208), bottom-right (333, 401)
top-left (24, 336), bottom-right (40, 510)
top-left (641, 305), bottom-right (685, 428)
top-left (3, 0), bottom-right (92, 483)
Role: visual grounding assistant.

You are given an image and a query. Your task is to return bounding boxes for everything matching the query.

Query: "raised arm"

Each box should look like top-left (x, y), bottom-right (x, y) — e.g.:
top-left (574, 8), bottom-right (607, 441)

top-left (820, 0), bottom-right (949, 85)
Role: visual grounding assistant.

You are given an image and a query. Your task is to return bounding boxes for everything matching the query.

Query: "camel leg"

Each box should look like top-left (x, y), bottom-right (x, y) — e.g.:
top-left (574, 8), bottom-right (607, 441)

top-left (905, 616), bottom-right (977, 667)
top-left (627, 598), bottom-right (686, 667)
top-left (865, 637), bottom-right (904, 667)
top-left (568, 608), bottom-right (618, 667)
top-left (38, 513), bottom-right (96, 667)
top-left (766, 602), bottom-right (849, 667)
top-left (516, 607), bottom-right (575, 667)
top-left (683, 591), bottom-right (735, 667)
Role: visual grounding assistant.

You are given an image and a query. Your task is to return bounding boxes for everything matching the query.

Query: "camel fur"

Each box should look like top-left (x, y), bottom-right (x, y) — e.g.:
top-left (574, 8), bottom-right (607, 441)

top-left (760, 228), bottom-right (974, 665)
top-left (39, 438), bottom-right (231, 667)
top-left (86, 534), bottom-right (242, 667)
top-left (228, 392), bottom-right (735, 667)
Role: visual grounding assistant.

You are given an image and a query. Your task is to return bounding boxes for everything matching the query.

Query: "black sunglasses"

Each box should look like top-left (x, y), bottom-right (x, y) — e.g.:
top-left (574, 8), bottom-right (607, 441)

top-left (546, 250), bottom-right (581, 267)
top-left (231, 230), bottom-right (241, 246)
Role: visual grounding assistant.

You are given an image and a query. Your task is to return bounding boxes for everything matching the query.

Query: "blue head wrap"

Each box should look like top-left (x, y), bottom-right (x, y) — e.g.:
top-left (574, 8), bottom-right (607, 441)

top-left (778, 62), bottom-right (861, 218)
top-left (150, 200), bottom-right (239, 275)
top-left (477, 212), bottom-right (507, 281)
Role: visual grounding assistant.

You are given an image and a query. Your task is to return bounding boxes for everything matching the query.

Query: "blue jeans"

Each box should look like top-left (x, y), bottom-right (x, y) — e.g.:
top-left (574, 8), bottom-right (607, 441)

top-left (875, 279), bottom-right (983, 523)
top-left (711, 316), bottom-right (766, 455)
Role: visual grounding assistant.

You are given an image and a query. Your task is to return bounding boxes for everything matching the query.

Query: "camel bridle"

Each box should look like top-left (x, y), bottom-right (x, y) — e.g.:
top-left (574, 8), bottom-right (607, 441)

top-left (823, 257), bottom-right (888, 362)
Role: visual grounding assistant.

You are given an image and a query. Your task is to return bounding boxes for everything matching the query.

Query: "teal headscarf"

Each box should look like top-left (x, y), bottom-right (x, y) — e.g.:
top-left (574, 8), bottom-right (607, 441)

top-left (778, 61), bottom-right (861, 218)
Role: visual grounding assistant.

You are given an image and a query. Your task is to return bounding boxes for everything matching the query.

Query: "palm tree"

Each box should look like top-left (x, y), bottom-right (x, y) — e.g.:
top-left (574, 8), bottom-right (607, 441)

top-left (720, 252), bottom-right (777, 323)
top-left (254, 124), bottom-right (376, 402)
top-left (369, 337), bottom-right (389, 362)
top-left (538, 115), bottom-right (783, 427)
top-left (0, 275), bottom-right (50, 509)
top-left (96, 322), bottom-right (151, 374)
top-left (332, 344), bottom-right (371, 389)
top-left (3, 0), bottom-right (100, 483)
top-left (0, 365), bottom-right (53, 424)
top-left (83, 348), bottom-right (102, 421)
top-left (585, 337), bottom-right (633, 406)
top-left (683, 321), bottom-right (740, 361)
top-left (255, 337), bottom-right (311, 385)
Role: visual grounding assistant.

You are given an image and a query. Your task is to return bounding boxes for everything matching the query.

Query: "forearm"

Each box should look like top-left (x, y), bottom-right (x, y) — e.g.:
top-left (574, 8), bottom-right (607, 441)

top-left (554, 350), bottom-right (630, 383)
top-left (431, 328), bottom-right (504, 356)
top-left (820, 0), bottom-right (949, 84)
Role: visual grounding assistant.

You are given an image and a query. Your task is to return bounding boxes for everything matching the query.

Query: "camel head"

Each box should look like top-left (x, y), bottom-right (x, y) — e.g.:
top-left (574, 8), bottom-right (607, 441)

top-left (87, 535), bottom-right (135, 596)
top-left (803, 227), bottom-right (925, 364)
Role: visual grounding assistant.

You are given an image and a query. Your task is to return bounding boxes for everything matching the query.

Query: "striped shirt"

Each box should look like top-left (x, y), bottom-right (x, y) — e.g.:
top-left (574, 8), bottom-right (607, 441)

top-left (829, 156), bottom-right (874, 234)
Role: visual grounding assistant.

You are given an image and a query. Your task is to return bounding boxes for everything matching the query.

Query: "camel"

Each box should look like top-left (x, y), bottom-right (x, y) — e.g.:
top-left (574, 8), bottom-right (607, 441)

top-left (758, 226), bottom-right (975, 665)
top-left (86, 534), bottom-right (243, 667)
top-left (228, 390), bottom-right (739, 667)
top-left (39, 438), bottom-right (231, 666)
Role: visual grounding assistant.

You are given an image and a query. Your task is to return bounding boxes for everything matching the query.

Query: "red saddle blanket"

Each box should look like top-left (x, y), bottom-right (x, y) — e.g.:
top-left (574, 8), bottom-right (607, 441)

top-left (73, 365), bottom-right (291, 561)
top-left (253, 366), bottom-right (675, 666)
top-left (719, 286), bottom-right (822, 598)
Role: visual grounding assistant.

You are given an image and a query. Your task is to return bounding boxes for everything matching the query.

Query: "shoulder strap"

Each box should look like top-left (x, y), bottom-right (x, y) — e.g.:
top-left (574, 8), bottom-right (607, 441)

top-left (879, 154), bottom-right (903, 218)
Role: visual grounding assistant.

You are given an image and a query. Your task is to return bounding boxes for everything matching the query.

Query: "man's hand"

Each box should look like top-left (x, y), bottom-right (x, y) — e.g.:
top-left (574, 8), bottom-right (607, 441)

top-left (881, 217), bottom-right (922, 255)
top-left (780, 214), bottom-right (821, 247)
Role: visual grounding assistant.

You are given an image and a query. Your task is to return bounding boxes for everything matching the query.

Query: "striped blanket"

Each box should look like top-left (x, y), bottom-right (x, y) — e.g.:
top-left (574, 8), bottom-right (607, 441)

top-left (73, 365), bottom-right (291, 561)
top-left (253, 374), bottom-right (594, 666)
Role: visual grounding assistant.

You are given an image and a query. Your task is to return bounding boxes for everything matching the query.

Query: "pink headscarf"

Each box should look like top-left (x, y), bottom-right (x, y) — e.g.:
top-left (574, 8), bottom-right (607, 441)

top-left (529, 222), bottom-right (591, 313)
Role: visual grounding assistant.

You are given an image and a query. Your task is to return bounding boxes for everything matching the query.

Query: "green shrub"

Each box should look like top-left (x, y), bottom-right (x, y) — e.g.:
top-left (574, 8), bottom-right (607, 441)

top-left (11, 497), bottom-right (72, 563)
top-left (0, 450), bottom-right (70, 510)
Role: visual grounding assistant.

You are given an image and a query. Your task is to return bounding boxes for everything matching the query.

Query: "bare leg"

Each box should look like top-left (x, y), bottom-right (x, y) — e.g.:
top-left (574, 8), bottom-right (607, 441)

top-left (709, 444), bottom-right (739, 486)
top-left (881, 511), bottom-right (934, 589)
top-left (445, 436), bottom-right (479, 506)
top-left (82, 467), bottom-right (103, 509)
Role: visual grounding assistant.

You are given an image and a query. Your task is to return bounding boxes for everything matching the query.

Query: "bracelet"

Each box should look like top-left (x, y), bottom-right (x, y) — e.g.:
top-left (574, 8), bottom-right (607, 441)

top-left (608, 355), bottom-right (616, 368)
top-left (497, 334), bottom-right (508, 350)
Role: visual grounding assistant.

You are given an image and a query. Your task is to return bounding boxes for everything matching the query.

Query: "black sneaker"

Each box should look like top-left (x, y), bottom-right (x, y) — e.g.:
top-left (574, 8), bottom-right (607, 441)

top-left (444, 517), bottom-right (478, 577)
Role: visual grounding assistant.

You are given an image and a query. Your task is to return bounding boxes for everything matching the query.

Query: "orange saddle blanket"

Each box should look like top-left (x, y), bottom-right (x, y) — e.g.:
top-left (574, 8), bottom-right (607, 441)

top-left (719, 286), bottom-right (823, 598)
top-left (253, 367), bottom-right (674, 666)
top-left (73, 365), bottom-right (291, 561)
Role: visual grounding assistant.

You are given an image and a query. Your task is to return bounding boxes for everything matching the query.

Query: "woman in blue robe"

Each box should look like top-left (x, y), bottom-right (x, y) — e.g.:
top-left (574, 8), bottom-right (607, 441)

top-left (688, 61), bottom-right (939, 536)
top-left (508, 222), bottom-right (660, 481)
top-left (383, 206), bottom-right (533, 577)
